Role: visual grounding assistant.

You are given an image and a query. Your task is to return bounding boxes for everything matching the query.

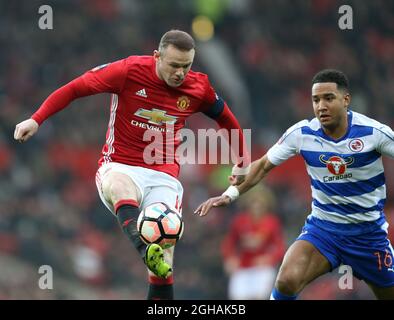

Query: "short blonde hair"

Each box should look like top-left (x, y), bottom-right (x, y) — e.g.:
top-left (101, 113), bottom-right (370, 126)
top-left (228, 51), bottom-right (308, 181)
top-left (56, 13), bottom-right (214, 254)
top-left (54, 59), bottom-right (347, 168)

top-left (159, 30), bottom-right (195, 53)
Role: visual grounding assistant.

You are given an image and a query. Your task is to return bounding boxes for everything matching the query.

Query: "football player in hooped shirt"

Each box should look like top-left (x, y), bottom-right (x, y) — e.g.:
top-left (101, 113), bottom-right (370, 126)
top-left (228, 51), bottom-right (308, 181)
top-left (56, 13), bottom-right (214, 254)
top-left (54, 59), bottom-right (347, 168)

top-left (196, 69), bottom-right (394, 300)
top-left (14, 30), bottom-right (250, 300)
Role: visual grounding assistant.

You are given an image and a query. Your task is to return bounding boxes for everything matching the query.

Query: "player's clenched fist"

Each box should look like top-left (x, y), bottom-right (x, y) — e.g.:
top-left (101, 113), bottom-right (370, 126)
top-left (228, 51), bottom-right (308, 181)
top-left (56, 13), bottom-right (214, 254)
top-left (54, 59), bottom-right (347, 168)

top-left (14, 119), bottom-right (39, 143)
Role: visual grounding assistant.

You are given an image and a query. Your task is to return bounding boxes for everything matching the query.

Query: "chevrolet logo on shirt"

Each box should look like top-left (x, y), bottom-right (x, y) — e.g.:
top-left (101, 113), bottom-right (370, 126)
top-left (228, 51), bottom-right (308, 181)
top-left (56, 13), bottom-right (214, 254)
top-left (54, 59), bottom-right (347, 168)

top-left (134, 108), bottom-right (177, 125)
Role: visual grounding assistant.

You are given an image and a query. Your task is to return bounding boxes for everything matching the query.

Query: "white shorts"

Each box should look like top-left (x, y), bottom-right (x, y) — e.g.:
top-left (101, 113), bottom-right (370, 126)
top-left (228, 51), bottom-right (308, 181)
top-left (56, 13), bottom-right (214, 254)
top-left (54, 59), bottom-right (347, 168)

top-left (228, 266), bottom-right (277, 300)
top-left (95, 162), bottom-right (183, 215)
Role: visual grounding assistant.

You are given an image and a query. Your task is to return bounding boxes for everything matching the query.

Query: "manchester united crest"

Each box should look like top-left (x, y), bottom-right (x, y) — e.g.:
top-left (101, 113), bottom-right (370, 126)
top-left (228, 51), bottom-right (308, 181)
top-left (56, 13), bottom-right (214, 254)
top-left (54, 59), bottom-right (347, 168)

top-left (177, 96), bottom-right (190, 111)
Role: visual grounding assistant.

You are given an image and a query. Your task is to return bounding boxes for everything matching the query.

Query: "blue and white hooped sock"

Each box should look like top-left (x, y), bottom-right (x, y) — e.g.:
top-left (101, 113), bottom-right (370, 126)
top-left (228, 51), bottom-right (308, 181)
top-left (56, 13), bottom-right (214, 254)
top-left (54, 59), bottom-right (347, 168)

top-left (270, 287), bottom-right (298, 300)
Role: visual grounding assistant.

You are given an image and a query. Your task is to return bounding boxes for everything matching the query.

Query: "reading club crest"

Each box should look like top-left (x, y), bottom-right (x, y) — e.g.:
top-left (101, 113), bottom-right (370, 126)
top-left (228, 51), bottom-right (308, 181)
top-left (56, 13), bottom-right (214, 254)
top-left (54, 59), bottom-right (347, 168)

top-left (348, 139), bottom-right (364, 152)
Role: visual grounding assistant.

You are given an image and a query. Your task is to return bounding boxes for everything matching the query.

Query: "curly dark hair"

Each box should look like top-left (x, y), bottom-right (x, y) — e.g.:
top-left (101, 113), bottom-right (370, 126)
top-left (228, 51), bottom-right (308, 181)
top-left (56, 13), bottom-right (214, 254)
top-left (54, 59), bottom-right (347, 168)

top-left (312, 69), bottom-right (349, 92)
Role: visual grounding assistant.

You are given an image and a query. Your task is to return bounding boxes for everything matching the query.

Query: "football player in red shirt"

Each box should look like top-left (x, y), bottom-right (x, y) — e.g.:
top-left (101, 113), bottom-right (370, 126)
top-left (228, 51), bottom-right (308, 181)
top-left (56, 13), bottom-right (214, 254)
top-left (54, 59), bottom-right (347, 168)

top-left (14, 30), bottom-right (250, 299)
top-left (221, 185), bottom-right (285, 299)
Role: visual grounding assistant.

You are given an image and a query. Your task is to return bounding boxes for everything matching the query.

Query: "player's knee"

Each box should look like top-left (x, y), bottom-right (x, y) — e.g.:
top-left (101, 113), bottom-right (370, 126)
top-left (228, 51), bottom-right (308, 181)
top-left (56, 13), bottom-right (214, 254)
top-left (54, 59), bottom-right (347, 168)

top-left (108, 180), bottom-right (132, 201)
top-left (102, 175), bottom-right (139, 204)
top-left (275, 270), bottom-right (304, 295)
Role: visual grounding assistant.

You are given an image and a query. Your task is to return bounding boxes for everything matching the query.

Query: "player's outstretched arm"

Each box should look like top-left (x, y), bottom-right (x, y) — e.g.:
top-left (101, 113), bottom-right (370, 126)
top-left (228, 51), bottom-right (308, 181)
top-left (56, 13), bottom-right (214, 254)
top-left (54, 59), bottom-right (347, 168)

top-left (14, 59), bottom-right (127, 144)
top-left (236, 154), bottom-right (275, 195)
top-left (203, 97), bottom-right (251, 186)
top-left (195, 154), bottom-right (275, 216)
top-left (14, 119), bottom-right (39, 143)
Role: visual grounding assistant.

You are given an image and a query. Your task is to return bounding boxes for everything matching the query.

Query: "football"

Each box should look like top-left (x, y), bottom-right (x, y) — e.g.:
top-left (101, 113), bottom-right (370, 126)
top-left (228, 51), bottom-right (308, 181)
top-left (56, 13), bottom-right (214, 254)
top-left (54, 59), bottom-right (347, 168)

top-left (137, 202), bottom-right (184, 249)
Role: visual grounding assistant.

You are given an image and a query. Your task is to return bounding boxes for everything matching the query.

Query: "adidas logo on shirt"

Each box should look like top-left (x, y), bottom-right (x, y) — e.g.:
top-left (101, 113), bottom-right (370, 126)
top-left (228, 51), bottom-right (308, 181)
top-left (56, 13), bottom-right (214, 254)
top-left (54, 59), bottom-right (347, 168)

top-left (135, 88), bottom-right (147, 98)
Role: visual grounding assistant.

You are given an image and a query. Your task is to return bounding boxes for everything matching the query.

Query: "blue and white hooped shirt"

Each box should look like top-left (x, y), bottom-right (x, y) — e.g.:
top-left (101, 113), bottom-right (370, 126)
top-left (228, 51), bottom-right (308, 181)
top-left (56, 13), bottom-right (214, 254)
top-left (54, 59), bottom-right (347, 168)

top-left (267, 110), bottom-right (394, 235)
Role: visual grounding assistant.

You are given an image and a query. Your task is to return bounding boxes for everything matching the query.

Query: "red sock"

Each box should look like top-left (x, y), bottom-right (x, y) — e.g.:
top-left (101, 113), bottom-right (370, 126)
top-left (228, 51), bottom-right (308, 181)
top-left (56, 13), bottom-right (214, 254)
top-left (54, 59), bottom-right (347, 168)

top-left (147, 275), bottom-right (174, 300)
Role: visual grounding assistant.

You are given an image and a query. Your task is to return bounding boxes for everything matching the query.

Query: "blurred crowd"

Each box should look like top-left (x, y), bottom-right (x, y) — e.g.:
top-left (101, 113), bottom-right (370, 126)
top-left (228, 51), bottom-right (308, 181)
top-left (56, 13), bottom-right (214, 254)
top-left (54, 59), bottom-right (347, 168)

top-left (1, 0), bottom-right (394, 299)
